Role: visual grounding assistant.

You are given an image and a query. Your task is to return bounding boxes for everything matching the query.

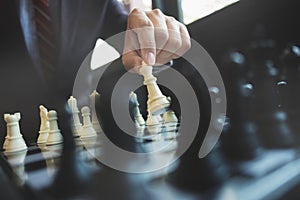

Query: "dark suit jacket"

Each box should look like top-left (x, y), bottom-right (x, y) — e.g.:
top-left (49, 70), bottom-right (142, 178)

top-left (0, 0), bottom-right (127, 144)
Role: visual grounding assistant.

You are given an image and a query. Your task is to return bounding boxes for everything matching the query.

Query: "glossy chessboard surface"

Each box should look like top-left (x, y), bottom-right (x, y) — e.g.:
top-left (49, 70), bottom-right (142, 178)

top-left (1, 123), bottom-right (300, 200)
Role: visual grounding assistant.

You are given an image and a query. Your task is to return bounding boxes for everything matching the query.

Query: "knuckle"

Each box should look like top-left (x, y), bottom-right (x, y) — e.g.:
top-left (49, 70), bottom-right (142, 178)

top-left (138, 18), bottom-right (153, 28)
top-left (129, 15), bottom-right (153, 29)
top-left (179, 40), bottom-right (191, 53)
top-left (177, 24), bottom-right (191, 49)
top-left (129, 8), bottom-right (151, 28)
top-left (165, 37), bottom-right (182, 52)
top-left (156, 29), bottom-right (169, 43)
top-left (141, 40), bottom-right (156, 49)
top-left (122, 55), bottom-right (130, 69)
top-left (176, 40), bottom-right (191, 56)
top-left (127, 14), bottom-right (135, 25)
top-left (152, 8), bottom-right (163, 16)
top-left (130, 8), bottom-right (142, 15)
top-left (170, 32), bottom-right (182, 49)
top-left (185, 39), bottom-right (191, 49)
top-left (180, 36), bottom-right (191, 50)
top-left (180, 29), bottom-right (191, 49)
top-left (167, 16), bottom-right (176, 22)
top-left (171, 38), bottom-right (182, 49)
top-left (179, 23), bottom-right (188, 32)
top-left (158, 50), bottom-right (170, 58)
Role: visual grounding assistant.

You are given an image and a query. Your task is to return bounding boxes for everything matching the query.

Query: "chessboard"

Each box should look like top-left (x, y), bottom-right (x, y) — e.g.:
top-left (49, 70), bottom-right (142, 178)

top-left (1, 0), bottom-right (300, 198)
top-left (1, 42), bottom-right (300, 200)
top-left (1, 124), bottom-right (300, 200)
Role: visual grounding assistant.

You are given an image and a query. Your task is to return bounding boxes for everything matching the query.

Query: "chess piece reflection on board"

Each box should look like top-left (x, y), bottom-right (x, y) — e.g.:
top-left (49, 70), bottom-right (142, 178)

top-left (4, 150), bottom-right (28, 186)
top-left (44, 105), bottom-right (93, 199)
top-left (38, 144), bottom-right (62, 177)
top-left (1, 112), bottom-right (29, 185)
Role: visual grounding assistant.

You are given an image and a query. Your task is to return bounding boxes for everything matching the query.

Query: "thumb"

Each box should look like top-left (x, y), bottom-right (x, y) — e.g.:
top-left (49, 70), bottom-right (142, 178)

top-left (143, 50), bottom-right (156, 66)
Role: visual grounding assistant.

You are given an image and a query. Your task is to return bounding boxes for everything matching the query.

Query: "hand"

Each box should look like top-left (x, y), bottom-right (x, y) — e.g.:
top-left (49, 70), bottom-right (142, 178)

top-left (122, 8), bottom-right (191, 73)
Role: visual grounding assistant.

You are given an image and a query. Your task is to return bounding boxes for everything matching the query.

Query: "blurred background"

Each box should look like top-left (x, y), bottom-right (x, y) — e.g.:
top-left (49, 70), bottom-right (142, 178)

top-left (1, 0), bottom-right (300, 199)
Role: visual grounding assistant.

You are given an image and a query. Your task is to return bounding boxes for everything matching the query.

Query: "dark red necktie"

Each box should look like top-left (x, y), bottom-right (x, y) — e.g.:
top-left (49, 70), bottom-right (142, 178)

top-left (33, 0), bottom-right (56, 80)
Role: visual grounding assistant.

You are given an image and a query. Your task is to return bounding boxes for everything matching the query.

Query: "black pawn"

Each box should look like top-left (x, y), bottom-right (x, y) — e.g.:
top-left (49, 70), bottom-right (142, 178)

top-left (168, 142), bottom-right (228, 191)
top-left (167, 58), bottom-right (229, 190)
top-left (221, 50), bottom-right (262, 160)
top-left (251, 58), bottom-right (296, 148)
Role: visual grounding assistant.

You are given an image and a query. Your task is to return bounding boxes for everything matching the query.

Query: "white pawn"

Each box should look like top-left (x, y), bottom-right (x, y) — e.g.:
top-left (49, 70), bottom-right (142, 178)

top-left (163, 110), bottom-right (178, 132)
top-left (129, 91), bottom-right (145, 126)
top-left (81, 106), bottom-right (97, 138)
top-left (37, 105), bottom-right (50, 144)
top-left (67, 96), bottom-right (82, 137)
top-left (163, 97), bottom-right (178, 124)
top-left (3, 113), bottom-right (27, 153)
top-left (146, 125), bottom-right (162, 137)
top-left (146, 112), bottom-right (162, 138)
top-left (163, 110), bottom-right (178, 123)
top-left (46, 110), bottom-right (63, 145)
top-left (139, 61), bottom-right (170, 115)
top-left (146, 113), bottom-right (160, 126)
top-left (89, 90), bottom-right (103, 133)
top-left (153, 114), bottom-right (163, 123)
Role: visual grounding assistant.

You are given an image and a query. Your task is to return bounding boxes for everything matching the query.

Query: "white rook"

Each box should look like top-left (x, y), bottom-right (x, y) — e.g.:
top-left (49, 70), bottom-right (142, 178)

top-left (3, 112), bottom-right (27, 153)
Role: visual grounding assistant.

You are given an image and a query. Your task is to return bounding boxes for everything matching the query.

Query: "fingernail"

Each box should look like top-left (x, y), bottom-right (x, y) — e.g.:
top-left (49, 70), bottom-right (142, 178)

top-left (146, 52), bottom-right (155, 65)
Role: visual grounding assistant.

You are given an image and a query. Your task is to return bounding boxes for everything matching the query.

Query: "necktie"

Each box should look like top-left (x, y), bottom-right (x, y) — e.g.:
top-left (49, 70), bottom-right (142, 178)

top-left (33, 0), bottom-right (56, 81)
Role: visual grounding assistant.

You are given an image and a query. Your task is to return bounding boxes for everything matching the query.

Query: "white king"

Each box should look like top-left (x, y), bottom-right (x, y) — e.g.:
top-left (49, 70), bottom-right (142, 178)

top-left (139, 61), bottom-right (170, 115)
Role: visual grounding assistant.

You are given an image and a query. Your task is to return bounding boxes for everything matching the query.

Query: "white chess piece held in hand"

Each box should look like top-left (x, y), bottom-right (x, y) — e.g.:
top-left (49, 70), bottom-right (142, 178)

top-left (122, 9), bottom-right (191, 72)
top-left (139, 61), bottom-right (170, 115)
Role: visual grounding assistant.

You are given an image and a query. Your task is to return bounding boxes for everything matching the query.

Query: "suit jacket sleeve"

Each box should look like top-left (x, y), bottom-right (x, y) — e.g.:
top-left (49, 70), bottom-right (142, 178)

top-left (100, 0), bottom-right (128, 39)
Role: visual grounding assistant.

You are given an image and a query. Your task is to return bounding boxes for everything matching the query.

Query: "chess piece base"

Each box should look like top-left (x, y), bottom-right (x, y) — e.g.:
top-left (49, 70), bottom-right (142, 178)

top-left (5, 136), bottom-right (27, 153)
top-left (46, 131), bottom-right (63, 145)
top-left (37, 130), bottom-right (49, 144)
top-left (80, 126), bottom-right (97, 138)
